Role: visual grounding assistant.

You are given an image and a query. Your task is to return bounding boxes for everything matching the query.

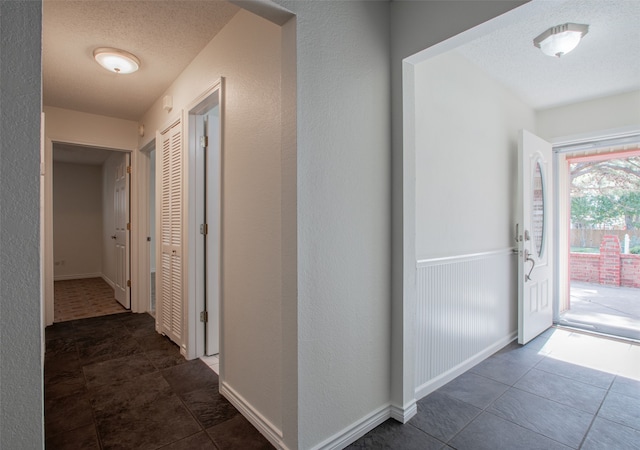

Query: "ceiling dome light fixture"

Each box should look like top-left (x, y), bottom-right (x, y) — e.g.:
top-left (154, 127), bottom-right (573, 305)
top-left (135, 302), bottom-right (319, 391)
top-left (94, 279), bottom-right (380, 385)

top-left (533, 23), bottom-right (589, 58)
top-left (93, 47), bottom-right (140, 74)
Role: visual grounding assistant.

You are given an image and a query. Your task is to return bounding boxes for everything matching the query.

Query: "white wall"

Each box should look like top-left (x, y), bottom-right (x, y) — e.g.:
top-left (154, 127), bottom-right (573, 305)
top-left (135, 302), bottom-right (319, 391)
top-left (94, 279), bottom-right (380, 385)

top-left (53, 162), bottom-right (103, 279)
top-left (0, 2), bottom-right (43, 449)
top-left (415, 51), bottom-right (535, 259)
top-left (389, 0), bottom-right (527, 417)
top-left (536, 89), bottom-right (640, 141)
top-left (274, 1), bottom-right (392, 448)
top-left (410, 50), bottom-right (533, 395)
top-left (139, 9), bottom-right (284, 437)
top-left (44, 106), bottom-right (139, 150)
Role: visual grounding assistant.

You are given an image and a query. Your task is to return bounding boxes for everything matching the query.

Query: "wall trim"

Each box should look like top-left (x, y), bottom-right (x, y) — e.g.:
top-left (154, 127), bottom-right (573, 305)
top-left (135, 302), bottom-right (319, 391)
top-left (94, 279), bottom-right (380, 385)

top-left (417, 247), bottom-right (514, 267)
top-left (219, 381), bottom-right (287, 450)
top-left (390, 400), bottom-right (417, 424)
top-left (309, 404), bottom-right (393, 450)
top-left (415, 331), bottom-right (516, 400)
top-left (53, 272), bottom-right (103, 281)
top-left (101, 274), bottom-right (115, 289)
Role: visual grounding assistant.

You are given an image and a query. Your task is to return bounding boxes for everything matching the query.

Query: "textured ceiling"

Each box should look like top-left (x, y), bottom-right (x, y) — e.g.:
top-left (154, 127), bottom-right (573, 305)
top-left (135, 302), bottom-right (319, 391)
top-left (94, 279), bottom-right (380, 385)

top-left (43, 0), bottom-right (240, 121)
top-left (456, 0), bottom-right (640, 110)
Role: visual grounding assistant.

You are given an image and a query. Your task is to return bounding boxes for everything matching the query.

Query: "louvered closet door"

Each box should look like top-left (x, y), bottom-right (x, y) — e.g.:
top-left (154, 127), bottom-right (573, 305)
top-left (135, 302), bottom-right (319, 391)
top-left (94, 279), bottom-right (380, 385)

top-left (158, 120), bottom-right (183, 346)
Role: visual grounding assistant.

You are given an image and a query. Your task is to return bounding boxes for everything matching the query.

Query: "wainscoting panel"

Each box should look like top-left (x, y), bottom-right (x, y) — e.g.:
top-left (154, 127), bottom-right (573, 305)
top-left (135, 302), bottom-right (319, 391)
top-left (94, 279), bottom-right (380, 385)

top-left (415, 249), bottom-right (517, 397)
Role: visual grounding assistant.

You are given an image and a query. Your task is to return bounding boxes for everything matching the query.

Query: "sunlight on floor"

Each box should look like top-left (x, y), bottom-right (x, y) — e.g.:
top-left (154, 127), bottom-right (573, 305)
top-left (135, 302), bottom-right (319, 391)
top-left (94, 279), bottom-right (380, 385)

top-left (530, 327), bottom-right (639, 381)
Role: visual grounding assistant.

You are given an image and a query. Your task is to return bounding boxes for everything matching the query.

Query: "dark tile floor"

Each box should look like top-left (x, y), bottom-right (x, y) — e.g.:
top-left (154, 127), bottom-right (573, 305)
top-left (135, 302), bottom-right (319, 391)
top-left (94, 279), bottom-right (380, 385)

top-left (349, 328), bottom-right (640, 450)
top-left (44, 312), bottom-right (274, 450)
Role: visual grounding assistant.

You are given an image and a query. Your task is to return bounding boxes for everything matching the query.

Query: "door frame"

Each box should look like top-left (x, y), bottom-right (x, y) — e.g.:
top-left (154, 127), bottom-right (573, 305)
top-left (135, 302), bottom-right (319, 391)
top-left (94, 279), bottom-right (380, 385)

top-left (184, 79), bottom-right (224, 361)
top-left (137, 140), bottom-right (156, 317)
top-left (552, 126), bottom-right (640, 326)
top-left (43, 137), bottom-right (140, 326)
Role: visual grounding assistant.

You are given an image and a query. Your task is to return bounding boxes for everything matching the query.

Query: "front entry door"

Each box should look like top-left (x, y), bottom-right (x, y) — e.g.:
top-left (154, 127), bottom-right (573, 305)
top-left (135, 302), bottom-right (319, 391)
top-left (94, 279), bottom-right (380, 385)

top-left (114, 153), bottom-right (130, 309)
top-left (518, 130), bottom-right (553, 344)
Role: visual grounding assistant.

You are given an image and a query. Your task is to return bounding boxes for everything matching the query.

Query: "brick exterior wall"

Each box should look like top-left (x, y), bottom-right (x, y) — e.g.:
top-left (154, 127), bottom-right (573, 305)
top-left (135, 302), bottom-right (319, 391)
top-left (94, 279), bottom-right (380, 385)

top-left (570, 253), bottom-right (599, 283)
top-left (570, 235), bottom-right (640, 288)
top-left (621, 254), bottom-right (640, 288)
top-left (599, 235), bottom-right (621, 286)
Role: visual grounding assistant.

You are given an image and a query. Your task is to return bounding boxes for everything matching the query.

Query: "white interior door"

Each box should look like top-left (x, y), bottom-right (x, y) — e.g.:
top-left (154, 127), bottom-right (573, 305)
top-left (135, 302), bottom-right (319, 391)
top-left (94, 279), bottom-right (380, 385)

top-left (518, 129), bottom-right (553, 344)
top-left (114, 153), bottom-right (130, 308)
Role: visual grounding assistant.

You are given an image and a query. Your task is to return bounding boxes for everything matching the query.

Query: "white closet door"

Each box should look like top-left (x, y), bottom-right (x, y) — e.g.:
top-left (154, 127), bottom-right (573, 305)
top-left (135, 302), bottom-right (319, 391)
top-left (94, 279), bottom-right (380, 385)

top-left (158, 120), bottom-right (183, 346)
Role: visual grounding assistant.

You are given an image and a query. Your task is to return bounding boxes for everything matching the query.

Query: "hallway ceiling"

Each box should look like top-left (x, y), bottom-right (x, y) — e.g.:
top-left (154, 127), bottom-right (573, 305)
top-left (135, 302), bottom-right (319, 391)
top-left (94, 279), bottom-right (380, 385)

top-left (455, 0), bottom-right (640, 110)
top-left (43, 0), bottom-right (240, 121)
top-left (43, 1), bottom-right (639, 122)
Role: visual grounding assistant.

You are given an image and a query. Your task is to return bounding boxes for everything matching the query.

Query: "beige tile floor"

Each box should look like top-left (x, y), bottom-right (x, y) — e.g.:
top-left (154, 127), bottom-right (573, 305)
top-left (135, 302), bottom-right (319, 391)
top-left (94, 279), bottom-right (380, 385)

top-left (54, 277), bottom-right (127, 322)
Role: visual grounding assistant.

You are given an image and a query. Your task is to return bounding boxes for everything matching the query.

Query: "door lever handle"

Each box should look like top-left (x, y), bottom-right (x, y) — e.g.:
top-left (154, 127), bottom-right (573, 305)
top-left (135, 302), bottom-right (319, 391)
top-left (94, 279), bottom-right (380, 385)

top-left (524, 249), bottom-right (535, 281)
top-left (111, 235), bottom-right (117, 240)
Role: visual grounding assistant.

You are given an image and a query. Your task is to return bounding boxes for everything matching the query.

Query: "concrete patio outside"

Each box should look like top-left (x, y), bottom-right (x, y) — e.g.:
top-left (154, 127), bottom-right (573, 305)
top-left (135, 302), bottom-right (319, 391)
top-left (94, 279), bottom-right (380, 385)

top-left (560, 281), bottom-right (640, 341)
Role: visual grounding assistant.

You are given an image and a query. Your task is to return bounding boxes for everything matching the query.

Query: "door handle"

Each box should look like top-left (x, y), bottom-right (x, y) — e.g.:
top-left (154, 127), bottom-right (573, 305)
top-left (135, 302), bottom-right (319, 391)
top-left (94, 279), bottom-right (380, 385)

top-left (524, 249), bottom-right (535, 281)
top-left (111, 235), bottom-right (117, 240)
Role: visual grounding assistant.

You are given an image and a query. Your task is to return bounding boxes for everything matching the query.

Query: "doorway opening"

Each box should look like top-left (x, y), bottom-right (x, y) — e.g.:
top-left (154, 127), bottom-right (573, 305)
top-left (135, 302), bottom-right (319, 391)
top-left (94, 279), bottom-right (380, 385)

top-left (557, 145), bottom-right (640, 341)
top-left (52, 143), bottom-right (131, 322)
top-left (186, 81), bottom-right (222, 362)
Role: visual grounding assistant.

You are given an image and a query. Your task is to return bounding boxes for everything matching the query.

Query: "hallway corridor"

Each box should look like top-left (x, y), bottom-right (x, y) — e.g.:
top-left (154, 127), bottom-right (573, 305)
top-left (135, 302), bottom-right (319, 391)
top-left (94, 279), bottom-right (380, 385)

top-left (44, 313), bottom-right (273, 449)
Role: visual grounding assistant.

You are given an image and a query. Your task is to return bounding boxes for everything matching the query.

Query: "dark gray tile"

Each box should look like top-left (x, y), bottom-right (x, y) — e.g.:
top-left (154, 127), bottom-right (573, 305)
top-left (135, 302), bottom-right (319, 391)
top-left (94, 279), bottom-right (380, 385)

top-left (450, 412), bottom-right (571, 450)
top-left (535, 357), bottom-right (614, 389)
top-left (346, 419), bottom-right (442, 450)
top-left (582, 417), bottom-right (640, 450)
top-left (487, 388), bottom-right (593, 448)
top-left (45, 392), bottom-right (94, 437)
top-left (598, 391), bottom-right (640, 430)
top-left (45, 336), bottom-right (78, 355)
top-left (471, 355), bottom-right (533, 385)
top-left (45, 322), bottom-right (77, 341)
top-left (494, 344), bottom-right (546, 367)
top-left (206, 414), bottom-right (273, 449)
top-left (437, 372), bottom-right (509, 409)
top-left (90, 372), bottom-right (201, 449)
top-left (180, 386), bottom-right (240, 428)
top-left (45, 423), bottom-right (100, 450)
top-left (162, 359), bottom-right (218, 395)
top-left (411, 391), bottom-right (481, 442)
top-left (77, 335), bottom-right (144, 365)
top-left (83, 353), bottom-right (157, 388)
top-left (514, 368), bottom-right (607, 413)
top-left (610, 376), bottom-right (640, 400)
top-left (136, 333), bottom-right (187, 369)
top-left (44, 352), bottom-right (85, 399)
top-left (158, 432), bottom-right (217, 450)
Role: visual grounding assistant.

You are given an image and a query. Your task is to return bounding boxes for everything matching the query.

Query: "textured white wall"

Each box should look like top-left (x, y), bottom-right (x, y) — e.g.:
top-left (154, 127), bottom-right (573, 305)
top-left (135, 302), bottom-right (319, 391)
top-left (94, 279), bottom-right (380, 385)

top-left (53, 162), bottom-right (103, 279)
top-left (140, 9), bottom-right (284, 433)
top-left (415, 51), bottom-right (535, 259)
top-left (274, 1), bottom-right (392, 448)
top-left (0, 2), bottom-right (44, 449)
top-left (536, 90), bottom-right (640, 141)
top-left (389, 0), bottom-right (527, 415)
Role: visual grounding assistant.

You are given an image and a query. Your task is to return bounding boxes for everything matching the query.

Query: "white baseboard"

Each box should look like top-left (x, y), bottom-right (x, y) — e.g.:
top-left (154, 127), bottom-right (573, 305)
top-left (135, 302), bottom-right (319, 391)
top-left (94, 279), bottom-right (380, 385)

top-left (390, 400), bottom-right (417, 423)
top-left (415, 331), bottom-right (517, 400)
top-left (53, 272), bottom-right (102, 281)
top-left (219, 381), bottom-right (287, 450)
top-left (310, 404), bottom-right (393, 450)
top-left (101, 274), bottom-right (115, 289)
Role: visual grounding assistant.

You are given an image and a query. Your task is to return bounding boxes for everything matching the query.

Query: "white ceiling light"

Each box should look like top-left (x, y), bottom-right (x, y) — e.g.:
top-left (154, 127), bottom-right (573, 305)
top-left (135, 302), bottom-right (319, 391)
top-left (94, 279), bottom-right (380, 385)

top-left (93, 47), bottom-right (140, 74)
top-left (533, 23), bottom-right (589, 58)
